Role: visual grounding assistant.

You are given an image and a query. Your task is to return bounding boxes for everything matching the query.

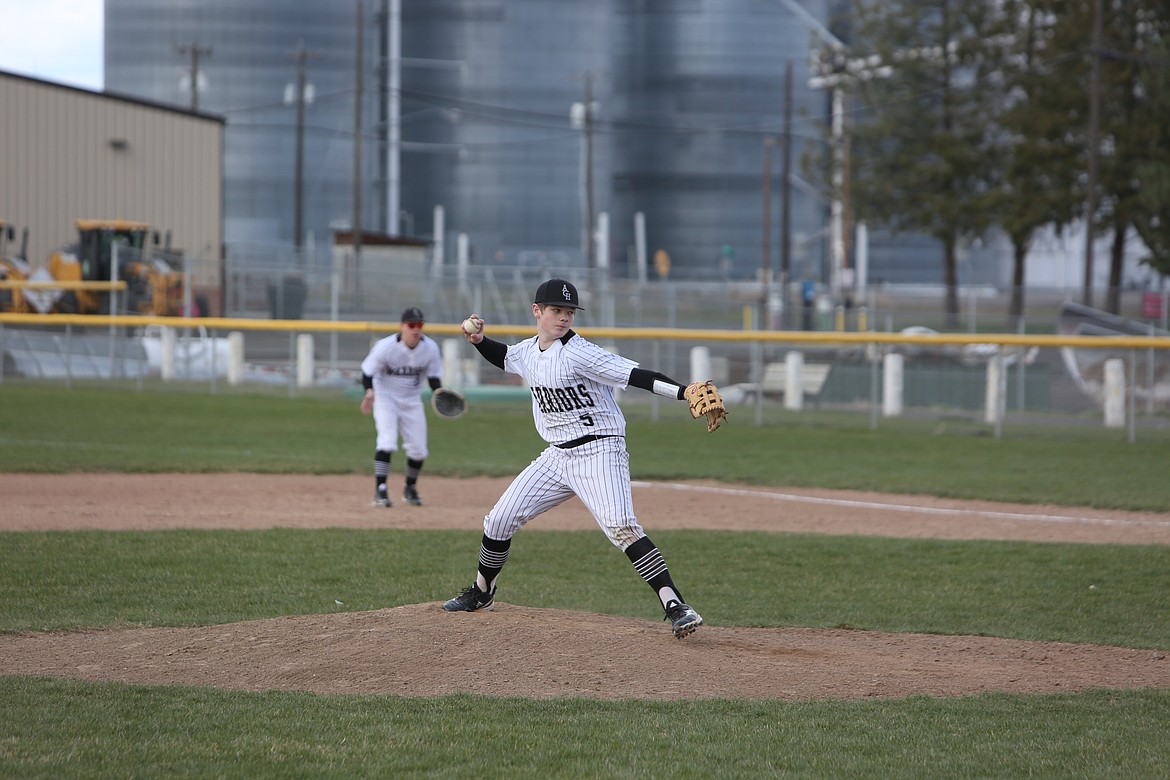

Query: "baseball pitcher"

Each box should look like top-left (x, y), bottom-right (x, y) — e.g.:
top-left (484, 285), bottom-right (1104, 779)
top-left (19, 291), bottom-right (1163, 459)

top-left (441, 278), bottom-right (725, 638)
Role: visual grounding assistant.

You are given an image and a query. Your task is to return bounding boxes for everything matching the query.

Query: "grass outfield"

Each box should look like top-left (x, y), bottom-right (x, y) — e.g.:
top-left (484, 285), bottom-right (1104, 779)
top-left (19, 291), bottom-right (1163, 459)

top-left (1, 382), bottom-right (1169, 510)
top-left (1, 383), bottom-right (1169, 777)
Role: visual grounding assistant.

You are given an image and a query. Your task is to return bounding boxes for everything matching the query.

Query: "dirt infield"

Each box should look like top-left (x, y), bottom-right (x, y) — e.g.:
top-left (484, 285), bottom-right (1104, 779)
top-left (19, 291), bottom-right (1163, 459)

top-left (2, 473), bottom-right (1168, 701)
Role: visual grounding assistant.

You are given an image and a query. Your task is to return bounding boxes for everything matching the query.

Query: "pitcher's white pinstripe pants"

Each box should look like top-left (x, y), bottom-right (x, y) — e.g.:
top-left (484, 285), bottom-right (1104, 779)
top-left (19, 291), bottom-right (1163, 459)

top-left (483, 436), bottom-right (645, 550)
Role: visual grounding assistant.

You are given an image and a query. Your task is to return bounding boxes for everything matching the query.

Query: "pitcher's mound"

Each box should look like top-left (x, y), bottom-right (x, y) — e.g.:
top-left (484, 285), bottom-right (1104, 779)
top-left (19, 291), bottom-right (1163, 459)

top-left (1, 603), bottom-right (1164, 700)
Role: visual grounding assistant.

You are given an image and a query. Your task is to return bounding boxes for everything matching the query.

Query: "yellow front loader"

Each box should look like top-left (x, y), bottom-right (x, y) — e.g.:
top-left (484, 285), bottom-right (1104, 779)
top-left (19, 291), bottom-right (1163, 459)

top-left (0, 220), bottom-right (34, 313)
top-left (46, 219), bottom-right (186, 316)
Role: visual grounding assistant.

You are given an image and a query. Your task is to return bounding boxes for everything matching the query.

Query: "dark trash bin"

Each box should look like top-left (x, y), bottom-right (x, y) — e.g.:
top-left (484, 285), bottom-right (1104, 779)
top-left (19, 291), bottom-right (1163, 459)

top-left (268, 274), bottom-right (307, 320)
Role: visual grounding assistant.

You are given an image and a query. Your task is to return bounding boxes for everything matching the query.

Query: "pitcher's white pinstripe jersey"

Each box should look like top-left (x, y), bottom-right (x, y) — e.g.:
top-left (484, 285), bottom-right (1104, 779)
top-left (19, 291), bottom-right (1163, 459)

top-left (504, 330), bottom-right (636, 445)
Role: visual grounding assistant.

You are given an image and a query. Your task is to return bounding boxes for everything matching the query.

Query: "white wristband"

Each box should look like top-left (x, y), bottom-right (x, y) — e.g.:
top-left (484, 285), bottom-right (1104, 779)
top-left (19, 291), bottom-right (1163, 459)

top-left (651, 379), bottom-right (682, 399)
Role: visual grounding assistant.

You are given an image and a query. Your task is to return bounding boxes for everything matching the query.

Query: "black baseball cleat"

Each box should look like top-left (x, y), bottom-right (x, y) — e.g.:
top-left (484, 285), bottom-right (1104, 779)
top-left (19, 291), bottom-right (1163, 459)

top-left (371, 493), bottom-right (392, 508)
top-left (664, 601), bottom-right (703, 638)
top-left (442, 584), bottom-right (495, 612)
top-left (403, 484), bottom-right (423, 506)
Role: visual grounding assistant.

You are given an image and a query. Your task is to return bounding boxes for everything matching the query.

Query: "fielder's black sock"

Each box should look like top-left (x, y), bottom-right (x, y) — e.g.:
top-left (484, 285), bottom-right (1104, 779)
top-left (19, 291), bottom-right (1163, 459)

top-left (625, 535), bottom-right (684, 611)
top-left (405, 458), bottom-right (423, 486)
top-left (475, 534), bottom-right (511, 594)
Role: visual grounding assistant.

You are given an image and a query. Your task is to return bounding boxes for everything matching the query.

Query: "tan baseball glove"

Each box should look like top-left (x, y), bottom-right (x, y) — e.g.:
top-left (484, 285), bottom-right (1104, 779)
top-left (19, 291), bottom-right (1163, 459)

top-left (685, 380), bottom-right (727, 433)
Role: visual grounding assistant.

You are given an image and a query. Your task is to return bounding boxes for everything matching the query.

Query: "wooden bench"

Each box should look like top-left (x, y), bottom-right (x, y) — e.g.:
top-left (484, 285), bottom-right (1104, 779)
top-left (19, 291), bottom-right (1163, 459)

top-left (762, 361), bottom-right (831, 398)
top-left (728, 361), bottom-right (831, 405)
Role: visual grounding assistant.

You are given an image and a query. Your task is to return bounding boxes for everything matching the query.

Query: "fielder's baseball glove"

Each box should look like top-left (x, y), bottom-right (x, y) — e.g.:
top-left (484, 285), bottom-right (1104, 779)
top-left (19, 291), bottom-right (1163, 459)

top-left (685, 380), bottom-right (727, 433)
top-left (431, 387), bottom-right (467, 420)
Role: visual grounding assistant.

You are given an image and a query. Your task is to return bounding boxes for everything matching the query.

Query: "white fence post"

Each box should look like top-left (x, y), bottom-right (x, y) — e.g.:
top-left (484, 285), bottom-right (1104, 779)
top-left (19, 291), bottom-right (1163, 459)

top-left (1104, 358), bottom-right (1125, 429)
top-left (296, 334), bottom-right (314, 388)
top-left (227, 332), bottom-right (245, 385)
top-left (442, 338), bottom-right (461, 388)
top-left (882, 353), bottom-right (904, 417)
top-left (160, 327), bottom-right (176, 381)
top-left (432, 204), bottom-right (445, 280)
top-left (785, 350), bottom-right (804, 411)
top-left (690, 346), bottom-right (711, 384)
top-left (984, 353), bottom-right (1004, 425)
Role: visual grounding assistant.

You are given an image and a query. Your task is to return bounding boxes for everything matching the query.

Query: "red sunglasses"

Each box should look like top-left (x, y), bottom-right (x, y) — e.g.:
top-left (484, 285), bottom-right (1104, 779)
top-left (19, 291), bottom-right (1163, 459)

top-left (404, 321), bottom-right (424, 329)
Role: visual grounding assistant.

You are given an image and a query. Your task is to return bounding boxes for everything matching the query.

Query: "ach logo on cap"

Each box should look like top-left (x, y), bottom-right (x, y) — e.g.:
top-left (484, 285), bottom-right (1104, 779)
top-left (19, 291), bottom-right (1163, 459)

top-left (533, 278), bottom-right (584, 310)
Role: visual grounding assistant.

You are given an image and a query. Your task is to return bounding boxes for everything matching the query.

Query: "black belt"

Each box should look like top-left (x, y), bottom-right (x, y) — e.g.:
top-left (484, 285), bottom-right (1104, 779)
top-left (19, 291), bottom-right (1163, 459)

top-left (555, 434), bottom-right (621, 449)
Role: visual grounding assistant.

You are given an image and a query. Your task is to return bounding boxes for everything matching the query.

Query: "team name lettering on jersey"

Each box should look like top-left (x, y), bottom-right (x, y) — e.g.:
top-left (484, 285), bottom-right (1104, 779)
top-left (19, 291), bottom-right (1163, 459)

top-left (387, 366), bottom-right (424, 378)
top-left (531, 384), bottom-right (595, 414)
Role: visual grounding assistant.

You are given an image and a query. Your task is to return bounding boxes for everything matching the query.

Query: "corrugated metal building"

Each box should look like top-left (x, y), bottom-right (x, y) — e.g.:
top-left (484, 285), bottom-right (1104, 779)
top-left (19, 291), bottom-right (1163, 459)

top-left (0, 71), bottom-right (224, 291)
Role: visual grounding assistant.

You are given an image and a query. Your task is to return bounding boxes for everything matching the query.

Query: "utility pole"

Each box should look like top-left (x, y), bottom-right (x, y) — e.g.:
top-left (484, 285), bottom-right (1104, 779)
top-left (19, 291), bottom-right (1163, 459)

top-left (289, 40), bottom-right (322, 256)
top-left (783, 0), bottom-right (848, 303)
top-left (761, 136), bottom-right (774, 308)
top-left (294, 41), bottom-right (309, 254)
top-left (377, 0), bottom-right (389, 232)
top-left (1082, 0), bottom-right (1103, 309)
top-left (386, 0), bottom-right (401, 235)
top-left (841, 89), bottom-right (853, 293)
top-left (817, 83), bottom-right (847, 301)
top-left (781, 60), bottom-right (793, 325)
top-left (176, 43), bottom-right (212, 111)
top-left (353, 0), bottom-right (364, 263)
top-left (571, 74), bottom-right (598, 269)
top-left (584, 72), bottom-right (596, 270)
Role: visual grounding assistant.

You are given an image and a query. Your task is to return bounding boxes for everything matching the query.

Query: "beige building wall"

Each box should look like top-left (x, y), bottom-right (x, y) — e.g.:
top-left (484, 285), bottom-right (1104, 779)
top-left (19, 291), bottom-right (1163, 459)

top-left (0, 71), bottom-right (223, 292)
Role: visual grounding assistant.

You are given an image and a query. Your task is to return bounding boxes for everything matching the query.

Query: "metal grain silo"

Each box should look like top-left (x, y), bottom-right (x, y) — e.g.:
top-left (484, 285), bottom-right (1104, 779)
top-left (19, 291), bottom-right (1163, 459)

top-left (610, 0), bottom-right (832, 282)
top-left (399, 0), bottom-right (617, 268)
top-left (105, 0), bottom-right (378, 265)
top-left (103, 0), bottom-right (838, 286)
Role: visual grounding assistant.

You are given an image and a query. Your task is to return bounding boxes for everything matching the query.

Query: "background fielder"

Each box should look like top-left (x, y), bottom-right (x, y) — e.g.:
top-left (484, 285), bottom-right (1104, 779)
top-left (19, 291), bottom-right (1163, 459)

top-left (360, 306), bottom-right (443, 507)
top-left (442, 278), bottom-right (710, 638)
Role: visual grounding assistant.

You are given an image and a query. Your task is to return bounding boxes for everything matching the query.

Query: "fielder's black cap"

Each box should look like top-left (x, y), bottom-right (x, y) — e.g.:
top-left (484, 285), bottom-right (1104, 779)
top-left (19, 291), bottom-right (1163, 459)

top-left (533, 278), bottom-right (584, 310)
top-left (401, 306), bottom-right (425, 322)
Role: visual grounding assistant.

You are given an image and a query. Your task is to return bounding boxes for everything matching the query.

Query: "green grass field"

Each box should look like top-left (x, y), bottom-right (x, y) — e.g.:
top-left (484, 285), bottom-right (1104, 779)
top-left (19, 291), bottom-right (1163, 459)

top-left (1, 383), bottom-right (1168, 778)
top-left (3, 381), bottom-right (1169, 510)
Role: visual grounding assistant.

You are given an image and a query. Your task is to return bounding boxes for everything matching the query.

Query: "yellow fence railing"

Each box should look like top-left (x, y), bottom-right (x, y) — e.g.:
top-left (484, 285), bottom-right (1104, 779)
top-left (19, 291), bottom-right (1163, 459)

top-left (3, 312), bottom-right (1170, 351)
top-left (0, 281), bottom-right (127, 292)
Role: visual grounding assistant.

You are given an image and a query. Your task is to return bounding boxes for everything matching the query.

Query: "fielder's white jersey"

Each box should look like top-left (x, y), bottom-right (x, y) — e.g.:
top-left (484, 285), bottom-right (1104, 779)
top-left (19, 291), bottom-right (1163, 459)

top-left (361, 333), bottom-right (443, 402)
top-left (505, 330), bottom-right (636, 445)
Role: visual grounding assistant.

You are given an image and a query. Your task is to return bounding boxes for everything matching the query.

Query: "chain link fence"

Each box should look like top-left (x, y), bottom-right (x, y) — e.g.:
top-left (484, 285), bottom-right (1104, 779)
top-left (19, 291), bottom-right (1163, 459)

top-left (5, 254), bottom-right (1170, 440)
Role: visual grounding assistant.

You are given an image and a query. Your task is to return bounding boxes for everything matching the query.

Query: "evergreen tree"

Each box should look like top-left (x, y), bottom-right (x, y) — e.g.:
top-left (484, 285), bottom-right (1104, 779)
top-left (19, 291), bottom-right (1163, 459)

top-left (991, 0), bottom-right (1083, 328)
top-left (1010, 0), bottom-right (1169, 312)
top-left (1104, 2), bottom-right (1170, 289)
top-left (808, 0), bottom-right (1170, 323)
top-left (832, 0), bottom-right (1004, 327)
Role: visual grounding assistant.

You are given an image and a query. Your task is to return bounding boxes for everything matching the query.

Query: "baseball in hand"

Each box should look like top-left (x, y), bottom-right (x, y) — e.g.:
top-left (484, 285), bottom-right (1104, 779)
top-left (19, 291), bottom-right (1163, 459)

top-left (462, 317), bottom-right (480, 335)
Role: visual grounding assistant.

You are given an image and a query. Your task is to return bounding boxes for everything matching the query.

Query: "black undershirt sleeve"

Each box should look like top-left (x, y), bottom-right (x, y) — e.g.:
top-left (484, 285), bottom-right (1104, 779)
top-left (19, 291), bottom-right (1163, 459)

top-left (628, 367), bottom-right (686, 400)
top-left (362, 373), bottom-right (374, 391)
top-left (428, 377), bottom-right (442, 391)
top-left (473, 336), bottom-right (508, 371)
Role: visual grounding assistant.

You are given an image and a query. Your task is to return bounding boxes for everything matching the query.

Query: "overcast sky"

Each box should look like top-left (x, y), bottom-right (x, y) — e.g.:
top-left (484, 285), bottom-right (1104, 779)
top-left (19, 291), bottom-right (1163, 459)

top-left (0, 0), bottom-right (103, 90)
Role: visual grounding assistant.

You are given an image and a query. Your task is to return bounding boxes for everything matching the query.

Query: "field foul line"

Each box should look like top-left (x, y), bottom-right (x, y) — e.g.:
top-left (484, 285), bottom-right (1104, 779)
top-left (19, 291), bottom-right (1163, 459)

top-left (631, 481), bottom-right (1170, 529)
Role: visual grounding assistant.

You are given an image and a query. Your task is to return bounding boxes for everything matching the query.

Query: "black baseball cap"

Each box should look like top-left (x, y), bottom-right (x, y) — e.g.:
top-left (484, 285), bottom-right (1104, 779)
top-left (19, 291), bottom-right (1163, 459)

top-left (533, 278), bottom-right (585, 310)
top-left (401, 306), bottom-right (425, 323)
